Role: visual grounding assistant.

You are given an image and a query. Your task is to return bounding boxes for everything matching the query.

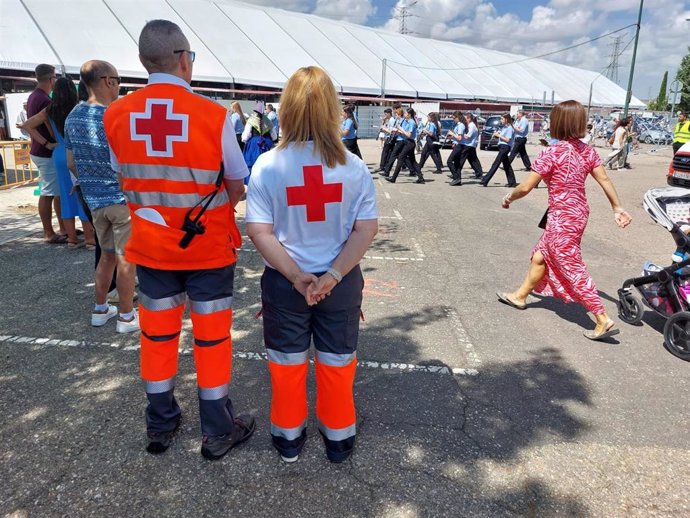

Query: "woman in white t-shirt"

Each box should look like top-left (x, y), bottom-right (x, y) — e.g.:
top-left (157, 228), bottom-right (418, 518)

top-left (246, 66), bottom-right (378, 464)
top-left (604, 118), bottom-right (629, 170)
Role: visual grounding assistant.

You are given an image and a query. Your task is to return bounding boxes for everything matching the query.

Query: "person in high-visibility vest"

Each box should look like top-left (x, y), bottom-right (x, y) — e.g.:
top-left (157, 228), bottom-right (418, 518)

top-left (104, 19), bottom-right (255, 459)
top-left (673, 112), bottom-right (690, 155)
top-left (246, 66), bottom-right (378, 464)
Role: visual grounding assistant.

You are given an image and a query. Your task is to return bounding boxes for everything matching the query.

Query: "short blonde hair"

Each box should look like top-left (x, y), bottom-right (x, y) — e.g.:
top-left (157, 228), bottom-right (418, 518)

top-left (277, 66), bottom-right (346, 168)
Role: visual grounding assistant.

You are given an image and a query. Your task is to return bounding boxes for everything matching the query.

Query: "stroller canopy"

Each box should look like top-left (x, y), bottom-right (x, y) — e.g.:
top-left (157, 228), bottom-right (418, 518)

top-left (644, 187), bottom-right (690, 231)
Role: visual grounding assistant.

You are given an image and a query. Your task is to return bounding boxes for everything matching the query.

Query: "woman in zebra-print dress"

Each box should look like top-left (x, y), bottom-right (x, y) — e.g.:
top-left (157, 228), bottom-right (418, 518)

top-left (495, 101), bottom-right (632, 341)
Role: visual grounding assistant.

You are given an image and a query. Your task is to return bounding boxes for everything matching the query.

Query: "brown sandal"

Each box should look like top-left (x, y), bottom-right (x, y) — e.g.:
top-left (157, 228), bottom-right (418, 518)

top-left (583, 320), bottom-right (620, 341)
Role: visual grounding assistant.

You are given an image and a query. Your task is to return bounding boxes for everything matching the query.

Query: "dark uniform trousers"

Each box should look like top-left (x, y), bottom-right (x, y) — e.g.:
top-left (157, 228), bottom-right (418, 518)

top-left (138, 264), bottom-right (237, 438)
top-left (418, 136), bottom-right (443, 171)
top-left (481, 144), bottom-right (516, 186)
top-left (455, 145), bottom-right (483, 178)
top-left (261, 265), bottom-right (364, 462)
top-left (509, 136), bottom-right (531, 169)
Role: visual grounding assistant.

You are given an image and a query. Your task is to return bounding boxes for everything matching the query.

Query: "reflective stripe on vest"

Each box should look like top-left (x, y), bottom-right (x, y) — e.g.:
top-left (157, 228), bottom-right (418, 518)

top-left (318, 420), bottom-right (356, 441)
top-left (125, 189), bottom-right (229, 210)
top-left (676, 121), bottom-right (690, 143)
top-left (122, 163), bottom-right (221, 185)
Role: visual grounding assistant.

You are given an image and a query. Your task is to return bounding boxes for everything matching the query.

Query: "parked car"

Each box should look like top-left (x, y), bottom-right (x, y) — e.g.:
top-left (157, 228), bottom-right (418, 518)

top-left (480, 115), bottom-right (502, 151)
top-left (639, 128), bottom-right (673, 145)
top-left (438, 118), bottom-right (456, 149)
top-left (668, 142), bottom-right (690, 188)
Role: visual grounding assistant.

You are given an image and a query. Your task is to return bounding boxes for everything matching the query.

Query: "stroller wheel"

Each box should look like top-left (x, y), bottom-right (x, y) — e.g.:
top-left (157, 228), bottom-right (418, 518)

top-left (663, 311), bottom-right (690, 362)
top-left (618, 293), bottom-right (644, 325)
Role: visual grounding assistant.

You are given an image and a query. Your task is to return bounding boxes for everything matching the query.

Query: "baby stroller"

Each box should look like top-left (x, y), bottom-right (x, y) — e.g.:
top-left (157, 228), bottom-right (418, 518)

top-left (618, 187), bottom-right (690, 361)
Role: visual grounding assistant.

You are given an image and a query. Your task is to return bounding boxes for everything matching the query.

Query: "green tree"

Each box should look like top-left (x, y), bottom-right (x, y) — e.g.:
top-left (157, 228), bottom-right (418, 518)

top-left (656, 71), bottom-right (668, 110)
top-left (676, 47), bottom-right (690, 113)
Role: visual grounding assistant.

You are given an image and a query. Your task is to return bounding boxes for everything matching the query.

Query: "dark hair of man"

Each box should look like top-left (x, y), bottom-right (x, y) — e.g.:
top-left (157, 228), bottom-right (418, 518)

top-left (139, 19), bottom-right (188, 73)
top-left (35, 64), bottom-right (55, 81)
top-left (80, 60), bottom-right (113, 89)
top-left (48, 77), bottom-right (78, 135)
top-left (391, 103), bottom-right (402, 110)
top-left (384, 108), bottom-right (392, 114)
top-left (549, 100), bottom-right (587, 140)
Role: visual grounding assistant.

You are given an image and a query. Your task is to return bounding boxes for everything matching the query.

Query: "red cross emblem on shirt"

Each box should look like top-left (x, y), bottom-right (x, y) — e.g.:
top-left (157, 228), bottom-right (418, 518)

top-left (130, 99), bottom-right (189, 158)
top-left (286, 165), bottom-right (343, 222)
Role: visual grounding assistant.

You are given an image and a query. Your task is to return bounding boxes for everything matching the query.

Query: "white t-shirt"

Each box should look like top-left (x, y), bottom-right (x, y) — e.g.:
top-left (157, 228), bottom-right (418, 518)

top-left (246, 142), bottom-right (378, 273)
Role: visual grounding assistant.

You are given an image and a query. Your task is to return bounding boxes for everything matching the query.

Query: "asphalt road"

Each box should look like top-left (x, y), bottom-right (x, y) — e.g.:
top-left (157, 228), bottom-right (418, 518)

top-left (1, 140), bottom-right (689, 517)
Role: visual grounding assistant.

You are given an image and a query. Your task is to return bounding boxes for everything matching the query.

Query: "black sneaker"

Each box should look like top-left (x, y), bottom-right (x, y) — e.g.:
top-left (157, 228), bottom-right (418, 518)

top-left (146, 419), bottom-right (180, 454)
top-left (201, 414), bottom-right (256, 460)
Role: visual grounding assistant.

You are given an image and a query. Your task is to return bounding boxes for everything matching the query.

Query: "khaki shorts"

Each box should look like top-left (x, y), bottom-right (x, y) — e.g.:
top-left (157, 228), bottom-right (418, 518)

top-left (92, 204), bottom-right (131, 255)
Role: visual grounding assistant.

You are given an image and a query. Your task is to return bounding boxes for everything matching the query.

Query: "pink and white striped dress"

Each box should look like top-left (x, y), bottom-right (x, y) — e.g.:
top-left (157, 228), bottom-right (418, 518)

top-left (531, 139), bottom-right (606, 315)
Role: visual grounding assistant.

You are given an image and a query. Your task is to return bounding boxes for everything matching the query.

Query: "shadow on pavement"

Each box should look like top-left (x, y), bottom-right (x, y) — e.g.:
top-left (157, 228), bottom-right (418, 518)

top-left (1, 230), bottom-right (592, 516)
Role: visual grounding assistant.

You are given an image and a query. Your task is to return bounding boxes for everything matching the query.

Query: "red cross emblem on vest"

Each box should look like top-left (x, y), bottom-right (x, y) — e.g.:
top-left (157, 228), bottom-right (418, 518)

top-left (130, 99), bottom-right (189, 158)
top-left (286, 165), bottom-right (343, 222)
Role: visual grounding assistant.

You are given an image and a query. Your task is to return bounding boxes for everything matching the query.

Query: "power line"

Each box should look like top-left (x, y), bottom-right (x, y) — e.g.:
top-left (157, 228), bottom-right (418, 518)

top-left (383, 23), bottom-right (638, 71)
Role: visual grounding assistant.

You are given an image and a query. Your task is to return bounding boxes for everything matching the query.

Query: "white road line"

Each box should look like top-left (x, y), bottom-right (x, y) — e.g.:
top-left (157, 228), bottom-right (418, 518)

top-left (384, 192), bottom-right (391, 200)
top-left (443, 308), bottom-right (481, 368)
top-left (411, 237), bottom-right (426, 258)
top-left (0, 335), bottom-right (478, 376)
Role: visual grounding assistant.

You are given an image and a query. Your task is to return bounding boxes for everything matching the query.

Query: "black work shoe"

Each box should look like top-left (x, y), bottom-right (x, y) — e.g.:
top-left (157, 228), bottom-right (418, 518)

top-left (408, 172), bottom-right (416, 177)
top-left (414, 178), bottom-right (426, 184)
top-left (201, 414), bottom-right (256, 460)
top-left (146, 420), bottom-right (180, 455)
top-left (378, 172), bottom-right (390, 177)
top-left (449, 178), bottom-right (462, 186)
top-left (385, 177), bottom-right (396, 183)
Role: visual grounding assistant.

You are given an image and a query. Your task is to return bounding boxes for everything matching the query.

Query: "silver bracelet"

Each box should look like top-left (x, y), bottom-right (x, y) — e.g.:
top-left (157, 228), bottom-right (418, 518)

top-left (327, 267), bottom-right (343, 283)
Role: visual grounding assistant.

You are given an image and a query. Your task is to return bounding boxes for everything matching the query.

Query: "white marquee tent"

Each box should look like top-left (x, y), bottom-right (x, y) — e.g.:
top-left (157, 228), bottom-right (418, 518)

top-left (0, 0), bottom-right (644, 107)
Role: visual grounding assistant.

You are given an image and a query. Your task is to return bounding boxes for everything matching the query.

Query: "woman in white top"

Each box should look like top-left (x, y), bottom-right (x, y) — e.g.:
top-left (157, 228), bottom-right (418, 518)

top-left (246, 66), bottom-right (378, 464)
top-left (604, 118), bottom-right (629, 171)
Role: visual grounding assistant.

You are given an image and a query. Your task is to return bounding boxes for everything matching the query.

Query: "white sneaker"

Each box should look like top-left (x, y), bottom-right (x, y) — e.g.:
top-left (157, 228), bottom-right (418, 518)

top-left (91, 305), bottom-right (118, 327)
top-left (107, 289), bottom-right (119, 303)
top-left (280, 455), bottom-right (299, 463)
top-left (116, 311), bottom-right (140, 334)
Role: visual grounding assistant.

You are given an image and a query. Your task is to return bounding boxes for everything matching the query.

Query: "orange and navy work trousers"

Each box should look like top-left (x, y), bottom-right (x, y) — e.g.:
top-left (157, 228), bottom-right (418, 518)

top-left (261, 265), bottom-right (364, 462)
top-left (137, 264), bottom-right (236, 437)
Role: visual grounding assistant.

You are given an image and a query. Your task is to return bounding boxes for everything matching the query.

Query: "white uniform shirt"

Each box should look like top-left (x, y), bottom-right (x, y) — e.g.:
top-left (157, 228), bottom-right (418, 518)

top-left (246, 142), bottom-right (378, 273)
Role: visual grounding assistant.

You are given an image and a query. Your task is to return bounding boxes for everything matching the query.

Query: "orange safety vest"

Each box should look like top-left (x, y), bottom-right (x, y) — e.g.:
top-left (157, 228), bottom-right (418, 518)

top-left (104, 83), bottom-right (240, 270)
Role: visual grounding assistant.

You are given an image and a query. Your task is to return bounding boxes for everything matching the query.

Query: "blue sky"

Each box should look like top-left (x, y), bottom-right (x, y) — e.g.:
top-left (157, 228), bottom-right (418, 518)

top-left (244, 0), bottom-right (690, 100)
